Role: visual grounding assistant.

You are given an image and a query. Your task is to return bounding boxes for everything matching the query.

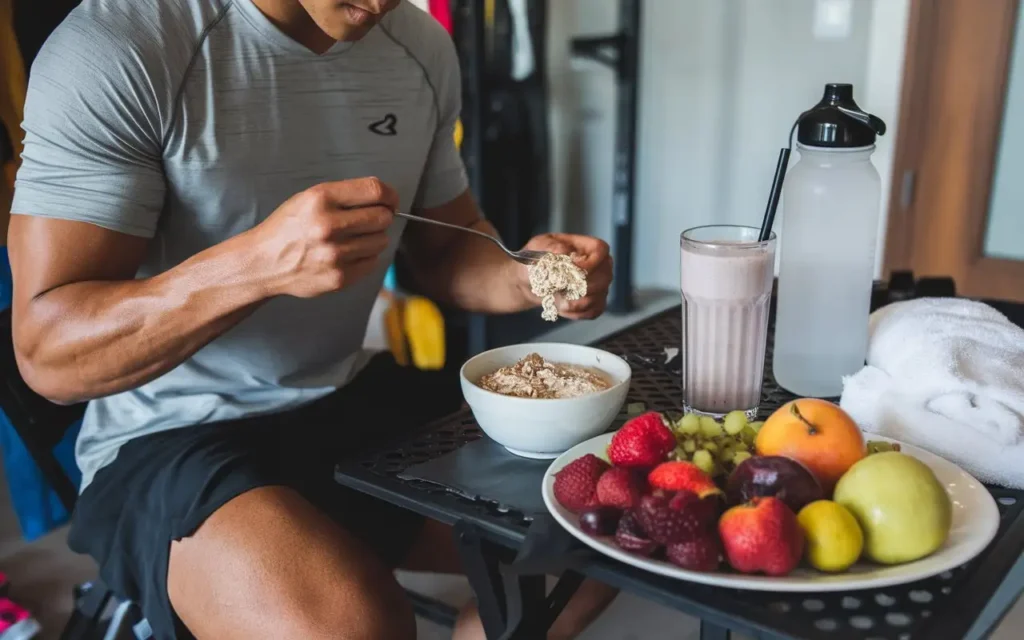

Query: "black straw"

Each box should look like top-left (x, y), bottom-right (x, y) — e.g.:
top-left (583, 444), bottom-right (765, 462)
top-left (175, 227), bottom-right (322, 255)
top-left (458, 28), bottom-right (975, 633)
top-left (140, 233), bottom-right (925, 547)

top-left (758, 118), bottom-right (802, 242)
top-left (758, 148), bottom-right (790, 241)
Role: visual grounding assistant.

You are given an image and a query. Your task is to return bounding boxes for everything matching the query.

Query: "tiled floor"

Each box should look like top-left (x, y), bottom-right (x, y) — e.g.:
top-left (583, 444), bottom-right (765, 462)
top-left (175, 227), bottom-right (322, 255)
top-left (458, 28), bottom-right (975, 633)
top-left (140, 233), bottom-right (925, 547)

top-left (0, 290), bottom-right (1021, 639)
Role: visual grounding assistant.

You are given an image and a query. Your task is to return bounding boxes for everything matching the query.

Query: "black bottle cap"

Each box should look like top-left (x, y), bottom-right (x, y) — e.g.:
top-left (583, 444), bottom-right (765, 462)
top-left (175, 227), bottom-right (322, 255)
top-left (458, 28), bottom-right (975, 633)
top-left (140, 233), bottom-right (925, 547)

top-left (797, 83), bottom-right (886, 148)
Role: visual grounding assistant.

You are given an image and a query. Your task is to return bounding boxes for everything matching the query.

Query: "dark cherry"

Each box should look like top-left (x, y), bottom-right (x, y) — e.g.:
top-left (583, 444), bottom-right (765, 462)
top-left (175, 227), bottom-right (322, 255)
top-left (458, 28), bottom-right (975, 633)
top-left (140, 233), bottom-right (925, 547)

top-left (614, 510), bottom-right (659, 556)
top-left (578, 506), bottom-right (622, 536)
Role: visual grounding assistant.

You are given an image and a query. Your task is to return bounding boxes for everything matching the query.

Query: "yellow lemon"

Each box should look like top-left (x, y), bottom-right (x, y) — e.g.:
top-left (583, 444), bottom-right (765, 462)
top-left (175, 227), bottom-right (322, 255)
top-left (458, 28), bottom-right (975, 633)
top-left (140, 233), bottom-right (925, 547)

top-left (797, 500), bottom-right (864, 573)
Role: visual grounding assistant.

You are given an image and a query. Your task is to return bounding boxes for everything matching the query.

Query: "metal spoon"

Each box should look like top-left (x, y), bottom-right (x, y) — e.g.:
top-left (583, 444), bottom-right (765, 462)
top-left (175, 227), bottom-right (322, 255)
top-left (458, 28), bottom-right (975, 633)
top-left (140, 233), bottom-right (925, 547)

top-left (394, 211), bottom-right (547, 265)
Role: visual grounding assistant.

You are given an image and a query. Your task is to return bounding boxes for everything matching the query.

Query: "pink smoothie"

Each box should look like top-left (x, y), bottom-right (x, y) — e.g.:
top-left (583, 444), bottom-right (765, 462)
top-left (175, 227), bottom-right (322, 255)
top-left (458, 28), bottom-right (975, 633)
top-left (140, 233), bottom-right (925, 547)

top-left (680, 236), bottom-right (775, 416)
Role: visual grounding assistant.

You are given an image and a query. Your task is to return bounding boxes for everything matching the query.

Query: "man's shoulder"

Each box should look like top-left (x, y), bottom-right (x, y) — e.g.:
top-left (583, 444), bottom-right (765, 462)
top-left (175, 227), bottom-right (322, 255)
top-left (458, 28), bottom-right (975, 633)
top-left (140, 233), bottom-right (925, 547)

top-left (39, 0), bottom-right (232, 92)
top-left (377, 2), bottom-right (458, 78)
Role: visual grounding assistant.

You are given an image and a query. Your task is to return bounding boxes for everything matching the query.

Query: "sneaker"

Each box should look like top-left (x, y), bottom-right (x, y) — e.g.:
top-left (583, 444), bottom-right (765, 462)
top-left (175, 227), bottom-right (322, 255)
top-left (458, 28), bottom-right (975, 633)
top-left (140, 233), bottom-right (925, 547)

top-left (0, 598), bottom-right (40, 640)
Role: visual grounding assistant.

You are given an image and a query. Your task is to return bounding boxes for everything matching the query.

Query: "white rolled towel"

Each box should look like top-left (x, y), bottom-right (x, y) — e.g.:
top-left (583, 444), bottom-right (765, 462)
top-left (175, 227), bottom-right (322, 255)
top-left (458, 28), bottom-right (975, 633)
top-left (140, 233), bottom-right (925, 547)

top-left (839, 298), bottom-right (1024, 489)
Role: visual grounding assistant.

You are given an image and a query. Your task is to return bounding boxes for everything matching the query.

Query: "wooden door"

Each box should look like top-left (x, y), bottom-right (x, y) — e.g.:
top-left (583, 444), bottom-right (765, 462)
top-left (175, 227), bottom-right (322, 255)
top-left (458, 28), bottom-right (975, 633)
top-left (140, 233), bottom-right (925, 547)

top-left (884, 0), bottom-right (1024, 301)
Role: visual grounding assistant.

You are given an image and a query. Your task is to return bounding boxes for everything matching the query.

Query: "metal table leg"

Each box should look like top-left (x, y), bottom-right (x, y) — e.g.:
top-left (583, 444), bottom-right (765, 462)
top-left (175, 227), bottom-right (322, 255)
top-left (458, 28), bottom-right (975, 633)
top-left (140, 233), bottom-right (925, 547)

top-left (455, 522), bottom-right (507, 639)
top-left (454, 520), bottom-right (585, 639)
top-left (699, 620), bottom-right (731, 640)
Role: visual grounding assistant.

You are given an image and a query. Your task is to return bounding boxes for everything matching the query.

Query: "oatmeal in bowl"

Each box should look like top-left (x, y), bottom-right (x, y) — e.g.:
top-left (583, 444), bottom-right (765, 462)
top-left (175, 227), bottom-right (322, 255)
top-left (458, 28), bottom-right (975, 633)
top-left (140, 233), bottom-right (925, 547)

top-left (461, 344), bottom-right (631, 459)
top-left (478, 353), bottom-right (611, 399)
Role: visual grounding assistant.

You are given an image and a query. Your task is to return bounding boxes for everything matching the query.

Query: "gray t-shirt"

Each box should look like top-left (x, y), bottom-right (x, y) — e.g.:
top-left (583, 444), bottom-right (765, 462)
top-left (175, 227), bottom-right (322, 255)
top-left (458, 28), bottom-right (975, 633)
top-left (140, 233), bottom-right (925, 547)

top-left (12, 0), bottom-right (468, 490)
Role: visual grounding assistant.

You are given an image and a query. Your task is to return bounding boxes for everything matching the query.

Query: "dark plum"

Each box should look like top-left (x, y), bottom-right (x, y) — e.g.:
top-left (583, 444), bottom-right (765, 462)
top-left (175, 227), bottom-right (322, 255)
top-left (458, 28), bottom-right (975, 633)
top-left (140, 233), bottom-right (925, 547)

top-left (725, 455), bottom-right (824, 512)
top-left (578, 506), bottom-right (622, 536)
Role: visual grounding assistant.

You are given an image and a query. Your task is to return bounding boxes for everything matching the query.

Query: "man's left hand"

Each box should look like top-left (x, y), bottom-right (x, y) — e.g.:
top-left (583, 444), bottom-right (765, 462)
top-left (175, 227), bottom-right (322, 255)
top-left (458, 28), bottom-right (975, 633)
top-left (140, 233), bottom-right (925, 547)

top-left (519, 233), bottom-right (613, 320)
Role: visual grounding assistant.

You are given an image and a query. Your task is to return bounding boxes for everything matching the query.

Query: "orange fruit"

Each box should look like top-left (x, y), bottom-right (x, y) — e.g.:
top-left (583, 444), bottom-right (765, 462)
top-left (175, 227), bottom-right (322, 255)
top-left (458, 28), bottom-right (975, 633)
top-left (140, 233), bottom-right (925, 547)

top-left (755, 399), bottom-right (866, 491)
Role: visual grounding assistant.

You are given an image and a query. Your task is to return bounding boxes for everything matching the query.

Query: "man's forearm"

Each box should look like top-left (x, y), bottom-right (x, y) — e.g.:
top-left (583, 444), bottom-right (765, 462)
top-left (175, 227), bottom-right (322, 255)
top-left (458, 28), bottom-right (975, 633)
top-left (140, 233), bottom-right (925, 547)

top-left (411, 219), bottom-right (534, 314)
top-left (15, 231), bottom-right (271, 404)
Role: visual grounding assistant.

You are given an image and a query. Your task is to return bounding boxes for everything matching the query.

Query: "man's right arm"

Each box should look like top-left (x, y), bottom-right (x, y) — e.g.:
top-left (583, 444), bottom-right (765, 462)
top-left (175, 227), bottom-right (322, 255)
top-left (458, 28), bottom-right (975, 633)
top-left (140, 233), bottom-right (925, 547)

top-left (10, 179), bottom-right (398, 405)
top-left (9, 217), bottom-right (269, 404)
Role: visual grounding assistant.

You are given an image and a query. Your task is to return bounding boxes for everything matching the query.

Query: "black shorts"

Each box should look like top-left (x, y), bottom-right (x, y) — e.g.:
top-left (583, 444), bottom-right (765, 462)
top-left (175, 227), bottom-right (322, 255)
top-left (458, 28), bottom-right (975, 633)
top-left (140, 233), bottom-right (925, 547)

top-left (67, 354), bottom-right (463, 639)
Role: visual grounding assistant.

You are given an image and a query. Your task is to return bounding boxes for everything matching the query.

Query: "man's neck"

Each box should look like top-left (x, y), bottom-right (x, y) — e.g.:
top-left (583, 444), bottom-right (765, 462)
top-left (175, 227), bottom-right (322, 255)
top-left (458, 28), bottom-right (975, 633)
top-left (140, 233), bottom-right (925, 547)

top-left (248, 0), bottom-right (336, 54)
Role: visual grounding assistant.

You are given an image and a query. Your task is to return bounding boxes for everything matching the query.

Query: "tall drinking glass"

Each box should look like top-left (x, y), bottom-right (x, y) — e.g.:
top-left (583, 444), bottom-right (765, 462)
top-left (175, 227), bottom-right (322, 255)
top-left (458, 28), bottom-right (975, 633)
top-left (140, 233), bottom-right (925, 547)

top-left (680, 225), bottom-right (776, 418)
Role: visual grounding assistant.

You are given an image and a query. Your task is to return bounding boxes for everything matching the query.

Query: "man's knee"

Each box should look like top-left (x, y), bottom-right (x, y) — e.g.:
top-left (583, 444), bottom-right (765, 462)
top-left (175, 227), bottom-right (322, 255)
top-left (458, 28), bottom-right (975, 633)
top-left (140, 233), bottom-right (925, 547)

top-left (168, 486), bottom-right (416, 639)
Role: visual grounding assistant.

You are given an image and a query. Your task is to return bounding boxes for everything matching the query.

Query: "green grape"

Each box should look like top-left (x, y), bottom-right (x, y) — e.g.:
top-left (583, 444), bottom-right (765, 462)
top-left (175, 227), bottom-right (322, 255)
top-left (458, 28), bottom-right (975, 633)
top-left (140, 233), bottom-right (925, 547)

top-left (677, 413), bottom-right (700, 435)
top-left (723, 410), bottom-right (748, 435)
top-left (702, 440), bottom-right (719, 454)
top-left (672, 446), bottom-right (687, 461)
top-left (700, 416), bottom-right (724, 438)
top-left (719, 444), bottom-right (736, 463)
top-left (740, 425), bottom-right (758, 445)
top-left (867, 440), bottom-right (901, 454)
top-left (682, 438), bottom-right (697, 454)
top-left (733, 440), bottom-right (749, 453)
top-left (749, 420), bottom-right (765, 432)
top-left (692, 450), bottom-right (715, 474)
top-left (732, 451), bottom-right (752, 466)
top-left (626, 402), bottom-right (647, 416)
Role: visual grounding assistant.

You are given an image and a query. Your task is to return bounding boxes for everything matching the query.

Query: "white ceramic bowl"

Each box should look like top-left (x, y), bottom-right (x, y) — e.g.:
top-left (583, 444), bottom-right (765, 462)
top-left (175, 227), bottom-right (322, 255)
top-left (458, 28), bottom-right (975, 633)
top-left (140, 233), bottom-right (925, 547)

top-left (460, 343), bottom-right (632, 459)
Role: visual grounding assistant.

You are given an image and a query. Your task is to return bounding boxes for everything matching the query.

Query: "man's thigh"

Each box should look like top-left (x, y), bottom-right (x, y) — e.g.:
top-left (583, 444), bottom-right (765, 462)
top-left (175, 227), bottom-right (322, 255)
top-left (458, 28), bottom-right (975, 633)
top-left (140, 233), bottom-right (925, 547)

top-left (168, 486), bottom-right (416, 640)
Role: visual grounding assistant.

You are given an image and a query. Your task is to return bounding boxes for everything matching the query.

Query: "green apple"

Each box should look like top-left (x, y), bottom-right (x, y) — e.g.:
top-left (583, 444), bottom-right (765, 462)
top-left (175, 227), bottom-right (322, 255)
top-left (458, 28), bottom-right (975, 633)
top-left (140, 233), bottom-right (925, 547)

top-left (833, 452), bottom-right (952, 565)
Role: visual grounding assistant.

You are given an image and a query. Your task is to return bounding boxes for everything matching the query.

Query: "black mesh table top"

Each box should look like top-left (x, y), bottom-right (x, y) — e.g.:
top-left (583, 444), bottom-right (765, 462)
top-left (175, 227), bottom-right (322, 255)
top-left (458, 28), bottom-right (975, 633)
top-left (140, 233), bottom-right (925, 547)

top-left (336, 305), bottom-right (1024, 640)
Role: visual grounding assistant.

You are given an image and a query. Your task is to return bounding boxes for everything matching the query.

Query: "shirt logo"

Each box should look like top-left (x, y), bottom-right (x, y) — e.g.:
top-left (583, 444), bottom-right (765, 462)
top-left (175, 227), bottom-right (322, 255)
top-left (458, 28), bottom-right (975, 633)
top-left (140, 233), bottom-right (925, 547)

top-left (369, 113), bottom-right (398, 136)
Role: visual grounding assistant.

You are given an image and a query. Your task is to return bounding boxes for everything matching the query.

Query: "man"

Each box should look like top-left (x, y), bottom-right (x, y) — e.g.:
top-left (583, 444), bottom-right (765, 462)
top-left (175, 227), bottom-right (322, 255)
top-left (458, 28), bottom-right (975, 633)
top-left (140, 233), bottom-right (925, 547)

top-left (8, 0), bottom-right (617, 638)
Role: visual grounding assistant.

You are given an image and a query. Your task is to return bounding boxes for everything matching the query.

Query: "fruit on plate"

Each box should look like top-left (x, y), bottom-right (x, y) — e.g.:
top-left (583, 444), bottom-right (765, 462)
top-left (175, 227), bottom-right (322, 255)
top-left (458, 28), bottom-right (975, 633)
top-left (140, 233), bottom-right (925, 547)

top-left (578, 506), bottom-right (623, 536)
top-left (615, 510), bottom-right (659, 556)
top-left (553, 454), bottom-right (610, 513)
top-left (866, 440), bottom-right (901, 454)
top-left (719, 497), bottom-right (805, 576)
top-left (597, 467), bottom-right (647, 509)
top-left (608, 412), bottom-right (676, 468)
top-left (796, 500), bottom-right (864, 572)
top-left (833, 451), bottom-right (952, 565)
top-left (648, 461), bottom-right (722, 498)
top-left (722, 410), bottom-right (748, 436)
top-left (669, 413), bottom-right (761, 478)
top-left (699, 416), bottom-right (724, 438)
top-left (725, 455), bottom-right (824, 512)
top-left (755, 399), bottom-right (866, 490)
top-left (665, 530), bottom-right (722, 572)
top-left (637, 490), bottom-right (720, 545)
top-left (691, 449), bottom-right (716, 476)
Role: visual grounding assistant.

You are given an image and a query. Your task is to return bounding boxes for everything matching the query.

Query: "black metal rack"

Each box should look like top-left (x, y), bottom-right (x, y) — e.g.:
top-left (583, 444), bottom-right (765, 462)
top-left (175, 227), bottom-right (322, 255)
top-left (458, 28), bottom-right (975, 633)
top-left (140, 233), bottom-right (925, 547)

top-left (443, 0), bottom-right (644, 357)
top-left (570, 0), bottom-right (642, 314)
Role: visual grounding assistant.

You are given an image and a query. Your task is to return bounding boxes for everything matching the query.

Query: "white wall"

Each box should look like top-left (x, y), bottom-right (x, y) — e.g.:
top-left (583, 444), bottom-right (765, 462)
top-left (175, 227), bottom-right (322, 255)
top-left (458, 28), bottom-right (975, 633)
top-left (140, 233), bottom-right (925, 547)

top-left (984, 3), bottom-right (1024, 261)
top-left (547, 0), bottom-right (910, 291)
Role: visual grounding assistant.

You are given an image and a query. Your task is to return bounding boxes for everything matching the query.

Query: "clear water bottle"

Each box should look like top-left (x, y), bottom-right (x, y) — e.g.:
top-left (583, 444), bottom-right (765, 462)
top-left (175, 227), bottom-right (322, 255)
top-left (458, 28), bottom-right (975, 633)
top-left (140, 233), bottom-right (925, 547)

top-left (773, 84), bottom-right (887, 397)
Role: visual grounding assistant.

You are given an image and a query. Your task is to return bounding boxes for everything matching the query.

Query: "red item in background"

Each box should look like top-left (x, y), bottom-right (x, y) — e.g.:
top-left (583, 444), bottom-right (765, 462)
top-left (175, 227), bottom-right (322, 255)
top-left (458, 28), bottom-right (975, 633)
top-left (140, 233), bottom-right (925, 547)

top-left (0, 597), bottom-right (40, 639)
top-left (428, 0), bottom-right (452, 34)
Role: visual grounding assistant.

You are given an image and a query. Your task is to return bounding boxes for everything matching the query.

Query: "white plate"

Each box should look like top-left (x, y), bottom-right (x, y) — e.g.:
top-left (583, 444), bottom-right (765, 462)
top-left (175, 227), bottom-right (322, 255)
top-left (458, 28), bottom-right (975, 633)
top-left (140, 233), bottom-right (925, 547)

top-left (542, 433), bottom-right (1000, 592)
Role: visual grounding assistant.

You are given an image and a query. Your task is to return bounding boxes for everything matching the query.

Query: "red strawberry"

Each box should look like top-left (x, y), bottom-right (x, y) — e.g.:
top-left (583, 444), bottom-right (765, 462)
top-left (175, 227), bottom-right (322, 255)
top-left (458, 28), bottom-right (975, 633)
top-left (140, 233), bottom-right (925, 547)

top-left (608, 412), bottom-right (676, 468)
top-left (636, 490), bottom-right (721, 545)
top-left (666, 530), bottom-right (722, 572)
top-left (596, 467), bottom-right (647, 509)
top-left (648, 461), bottom-right (723, 498)
top-left (553, 454), bottom-right (609, 513)
top-left (614, 510), bottom-right (659, 556)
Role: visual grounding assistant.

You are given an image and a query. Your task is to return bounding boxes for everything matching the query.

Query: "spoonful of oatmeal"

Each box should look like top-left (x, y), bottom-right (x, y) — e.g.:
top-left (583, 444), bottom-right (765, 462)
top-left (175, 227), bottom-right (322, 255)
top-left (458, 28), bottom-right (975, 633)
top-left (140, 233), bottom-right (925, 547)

top-left (528, 253), bottom-right (588, 322)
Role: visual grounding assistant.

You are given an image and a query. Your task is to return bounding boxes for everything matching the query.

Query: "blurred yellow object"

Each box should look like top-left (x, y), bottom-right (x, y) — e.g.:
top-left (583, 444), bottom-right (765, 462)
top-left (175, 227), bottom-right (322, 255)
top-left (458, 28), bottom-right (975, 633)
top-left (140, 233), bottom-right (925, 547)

top-left (0, 0), bottom-right (27, 190)
top-left (382, 294), bottom-right (409, 367)
top-left (403, 295), bottom-right (446, 370)
top-left (454, 118), bottom-right (463, 149)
